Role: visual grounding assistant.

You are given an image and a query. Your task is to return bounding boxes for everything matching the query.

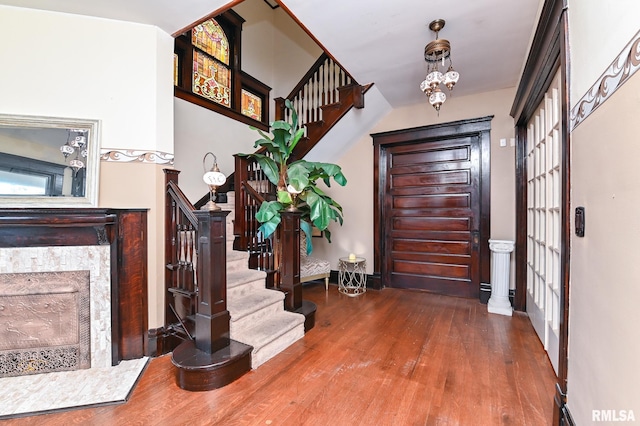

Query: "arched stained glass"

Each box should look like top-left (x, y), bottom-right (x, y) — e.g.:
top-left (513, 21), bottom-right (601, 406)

top-left (192, 19), bottom-right (229, 66)
top-left (192, 18), bottom-right (231, 107)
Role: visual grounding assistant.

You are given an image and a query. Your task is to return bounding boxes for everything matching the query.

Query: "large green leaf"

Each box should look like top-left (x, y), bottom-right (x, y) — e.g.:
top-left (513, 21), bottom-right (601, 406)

top-left (255, 200), bottom-right (283, 222)
top-left (277, 190), bottom-right (293, 205)
top-left (258, 216), bottom-right (281, 238)
top-left (253, 155), bottom-right (280, 186)
top-left (287, 162), bottom-right (311, 192)
top-left (287, 128), bottom-right (305, 154)
top-left (255, 201), bottom-right (283, 238)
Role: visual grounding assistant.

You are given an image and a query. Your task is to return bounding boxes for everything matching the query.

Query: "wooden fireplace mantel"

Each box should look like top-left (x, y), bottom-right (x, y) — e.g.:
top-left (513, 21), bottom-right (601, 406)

top-left (0, 208), bottom-right (149, 365)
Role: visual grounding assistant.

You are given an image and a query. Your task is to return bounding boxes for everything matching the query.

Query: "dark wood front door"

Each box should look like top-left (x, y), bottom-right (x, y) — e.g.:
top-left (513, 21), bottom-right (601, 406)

top-left (372, 117), bottom-right (492, 299)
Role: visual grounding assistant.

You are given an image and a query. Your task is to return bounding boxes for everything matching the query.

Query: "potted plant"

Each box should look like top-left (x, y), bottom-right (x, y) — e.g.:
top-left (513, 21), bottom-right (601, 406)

top-left (239, 100), bottom-right (347, 253)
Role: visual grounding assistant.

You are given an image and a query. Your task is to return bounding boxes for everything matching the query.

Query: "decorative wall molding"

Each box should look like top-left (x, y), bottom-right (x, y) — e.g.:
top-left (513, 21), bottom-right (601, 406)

top-left (100, 149), bottom-right (174, 165)
top-left (571, 30), bottom-right (640, 130)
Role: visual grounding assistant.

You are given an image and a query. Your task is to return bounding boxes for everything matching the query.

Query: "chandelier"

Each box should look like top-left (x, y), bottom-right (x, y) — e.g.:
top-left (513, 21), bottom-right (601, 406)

top-left (419, 19), bottom-right (460, 113)
top-left (59, 129), bottom-right (88, 173)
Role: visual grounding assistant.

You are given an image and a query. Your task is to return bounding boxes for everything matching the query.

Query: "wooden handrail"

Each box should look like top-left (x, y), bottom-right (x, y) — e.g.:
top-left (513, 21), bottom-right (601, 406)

top-left (241, 180), bottom-right (266, 204)
top-left (285, 53), bottom-right (330, 101)
top-left (167, 180), bottom-right (198, 227)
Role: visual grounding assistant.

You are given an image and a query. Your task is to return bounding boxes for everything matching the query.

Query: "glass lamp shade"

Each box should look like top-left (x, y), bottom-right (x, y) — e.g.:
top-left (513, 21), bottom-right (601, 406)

top-left (203, 170), bottom-right (226, 186)
top-left (419, 79), bottom-right (433, 96)
top-left (60, 145), bottom-right (74, 157)
top-left (429, 88), bottom-right (446, 111)
top-left (426, 70), bottom-right (444, 89)
top-left (69, 159), bottom-right (85, 171)
top-left (444, 68), bottom-right (460, 90)
top-left (74, 135), bottom-right (87, 148)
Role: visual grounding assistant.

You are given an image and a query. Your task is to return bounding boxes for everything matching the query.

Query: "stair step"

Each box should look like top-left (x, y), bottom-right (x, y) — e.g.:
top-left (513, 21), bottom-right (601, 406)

top-left (227, 268), bottom-right (267, 298)
top-left (232, 311), bottom-right (305, 369)
top-left (228, 289), bottom-right (285, 334)
top-left (227, 250), bottom-right (249, 272)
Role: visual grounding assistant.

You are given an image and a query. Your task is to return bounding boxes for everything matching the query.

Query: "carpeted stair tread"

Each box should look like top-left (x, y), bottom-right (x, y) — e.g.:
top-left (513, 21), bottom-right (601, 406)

top-left (227, 249), bottom-right (248, 262)
top-left (232, 311), bottom-right (304, 352)
top-left (227, 268), bottom-right (267, 289)
top-left (227, 289), bottom-right (284, 322)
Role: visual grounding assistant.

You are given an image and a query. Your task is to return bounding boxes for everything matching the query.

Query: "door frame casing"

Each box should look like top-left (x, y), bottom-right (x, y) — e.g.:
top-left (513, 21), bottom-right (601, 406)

top-left (510, 0), bottom-right (570, 423)
top-left (371, 116), bottom-right (493, 296)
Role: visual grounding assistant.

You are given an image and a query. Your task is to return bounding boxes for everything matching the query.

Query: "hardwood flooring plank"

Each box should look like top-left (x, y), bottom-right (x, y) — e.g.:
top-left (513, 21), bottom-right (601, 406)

top-left (3, 282), bottom-right (556, 426)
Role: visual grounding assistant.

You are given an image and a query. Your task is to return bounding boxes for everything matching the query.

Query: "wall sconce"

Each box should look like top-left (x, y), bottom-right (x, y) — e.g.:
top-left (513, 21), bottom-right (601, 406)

top-left (201, 152), bottom-right (226, 211)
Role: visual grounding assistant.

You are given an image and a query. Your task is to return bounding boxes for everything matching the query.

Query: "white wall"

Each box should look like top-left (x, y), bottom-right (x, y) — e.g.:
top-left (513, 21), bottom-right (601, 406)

top-left (0, 5), bottom-right (175, 329)
top-left (566, 1), bottom-right (640, 423)
top-left (0, 5), bottom-right (174, 154)
top-left (568, 0), bottom-right (640, 104)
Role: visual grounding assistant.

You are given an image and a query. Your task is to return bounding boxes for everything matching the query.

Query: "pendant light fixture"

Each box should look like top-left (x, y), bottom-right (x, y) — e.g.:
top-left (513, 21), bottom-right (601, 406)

top-left (419, 19), bottom-right (460, 113)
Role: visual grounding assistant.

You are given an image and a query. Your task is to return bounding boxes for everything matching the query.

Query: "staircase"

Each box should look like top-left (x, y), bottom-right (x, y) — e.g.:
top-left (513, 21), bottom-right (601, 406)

top-left (221, 192), bottom-right (305, 369)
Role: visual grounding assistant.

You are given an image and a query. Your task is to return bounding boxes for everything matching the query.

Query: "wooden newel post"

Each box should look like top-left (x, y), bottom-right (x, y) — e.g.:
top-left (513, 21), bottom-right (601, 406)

top-left (280, 210), bottom-right (302, 311)
top-left (194, 210), bottom-right (230, 353)
top-left (274, 97), bottom-right (286, 121)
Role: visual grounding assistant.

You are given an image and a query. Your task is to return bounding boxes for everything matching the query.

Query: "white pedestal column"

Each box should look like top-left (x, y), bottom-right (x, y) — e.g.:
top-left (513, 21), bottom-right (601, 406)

top-left (488, 239), bottom-right (515, 316)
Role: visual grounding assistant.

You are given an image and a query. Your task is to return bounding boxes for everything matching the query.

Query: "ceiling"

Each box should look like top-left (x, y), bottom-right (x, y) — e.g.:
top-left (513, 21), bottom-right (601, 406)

top-left (0, 0), bottom-right (542, 108)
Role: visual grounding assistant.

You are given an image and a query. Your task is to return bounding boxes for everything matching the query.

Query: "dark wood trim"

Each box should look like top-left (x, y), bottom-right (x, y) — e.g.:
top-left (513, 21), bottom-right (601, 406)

top-left (112, 209), bottom-right (149, 362)
top-left (514, 125), bottom-right (528, 311)
top-left (510, 0), bottom-right (565, 125)
top-left (280, 210), bottom-right (302, 311)
top-left (0, 208), bottom-right (149, 365)
top-left (240, 70), bottom-right (272, 124)
top-left (558, 2), bottom-right (572, 421)
top-left (174, 87), bottom-right (269, 131)
top-left (510, 1), bottom-right (570, 424)
top-left (371, 116), bottom-right (493, 298)
top-left (171, 0), bottom-right (245, 38)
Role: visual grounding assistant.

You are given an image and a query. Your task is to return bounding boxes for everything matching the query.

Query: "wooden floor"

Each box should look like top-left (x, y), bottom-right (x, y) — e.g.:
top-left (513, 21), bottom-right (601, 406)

top-left (6, 282), bottom-right (557, 426)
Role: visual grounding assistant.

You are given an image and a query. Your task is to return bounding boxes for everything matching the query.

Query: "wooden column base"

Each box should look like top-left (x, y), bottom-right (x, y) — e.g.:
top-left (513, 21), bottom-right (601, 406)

top-left (171, 339), bottom-right (252, 391)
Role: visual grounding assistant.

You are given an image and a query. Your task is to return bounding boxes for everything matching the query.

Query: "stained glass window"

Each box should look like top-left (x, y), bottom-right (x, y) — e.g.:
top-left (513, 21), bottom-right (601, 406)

top-left (174, 10), bottom-right (271, 128)
top-left (193, 50), bottom-right (231, 107)
top-left (192, 19), bottom-right (229, 65)
top-left (241, 89), bottom-right (262, 121)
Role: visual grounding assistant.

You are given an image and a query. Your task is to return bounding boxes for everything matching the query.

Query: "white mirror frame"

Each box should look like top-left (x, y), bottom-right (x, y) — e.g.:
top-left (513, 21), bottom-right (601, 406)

top-left (0, 114), bottom-right (101, 207)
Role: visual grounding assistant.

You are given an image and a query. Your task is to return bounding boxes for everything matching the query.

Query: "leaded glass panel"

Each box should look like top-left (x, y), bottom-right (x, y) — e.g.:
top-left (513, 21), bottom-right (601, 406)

top-left (193, 51), bottom-right (231, 107)
top-left (192, 19), bottom-right (229, 65)
top-left (241, 89), bottom-right (262, 120)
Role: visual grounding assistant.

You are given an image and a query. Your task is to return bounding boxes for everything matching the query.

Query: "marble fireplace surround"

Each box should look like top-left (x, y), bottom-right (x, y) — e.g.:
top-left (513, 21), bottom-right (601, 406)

top-left (0, 245), bottom-right (113, 369)
top-left (0, 208), bottom-right (150, 418)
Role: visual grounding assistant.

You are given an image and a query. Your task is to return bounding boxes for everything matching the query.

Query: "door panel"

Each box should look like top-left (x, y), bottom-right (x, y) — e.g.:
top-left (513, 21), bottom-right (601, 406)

top-left (526, 70), bottom-right (561, 374)
top-left (385, 136), bottom-right (481, 297)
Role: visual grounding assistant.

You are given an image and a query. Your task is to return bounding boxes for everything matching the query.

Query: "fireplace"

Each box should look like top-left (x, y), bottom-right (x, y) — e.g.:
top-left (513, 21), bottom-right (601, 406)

top-left (0, 208), bottom-right (149, 368)
top-left (0, 245), bottom-right (113, 377)
top-left (0, 271), bottom-right (91, 377)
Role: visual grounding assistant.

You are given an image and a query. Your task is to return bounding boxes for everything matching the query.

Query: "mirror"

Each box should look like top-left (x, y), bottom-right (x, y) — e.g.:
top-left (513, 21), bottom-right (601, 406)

top-left (0, 114), bottom-right (100, 207)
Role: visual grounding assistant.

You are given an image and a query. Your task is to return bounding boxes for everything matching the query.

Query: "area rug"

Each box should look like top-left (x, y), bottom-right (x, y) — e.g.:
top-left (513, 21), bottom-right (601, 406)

top-left (0, 357), bottom-right (149, 419)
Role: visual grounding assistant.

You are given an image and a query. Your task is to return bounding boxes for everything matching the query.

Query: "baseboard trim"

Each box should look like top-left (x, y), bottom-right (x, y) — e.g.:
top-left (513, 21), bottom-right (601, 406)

top-left (554, 383), bottom-right (575, 425)
top-left (329, 270), bottom-right (380, 290)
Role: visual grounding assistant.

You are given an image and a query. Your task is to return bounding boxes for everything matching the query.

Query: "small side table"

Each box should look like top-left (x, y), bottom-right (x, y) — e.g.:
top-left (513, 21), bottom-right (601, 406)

top-left (338, 257), bottom-right (367, 297)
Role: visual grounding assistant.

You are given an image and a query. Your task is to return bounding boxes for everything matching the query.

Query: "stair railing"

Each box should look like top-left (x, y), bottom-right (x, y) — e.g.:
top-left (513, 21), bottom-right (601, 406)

top-left (164, 169), bottom-right (231, 353)
top-left (275, 52), bottom-right (356, 131)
